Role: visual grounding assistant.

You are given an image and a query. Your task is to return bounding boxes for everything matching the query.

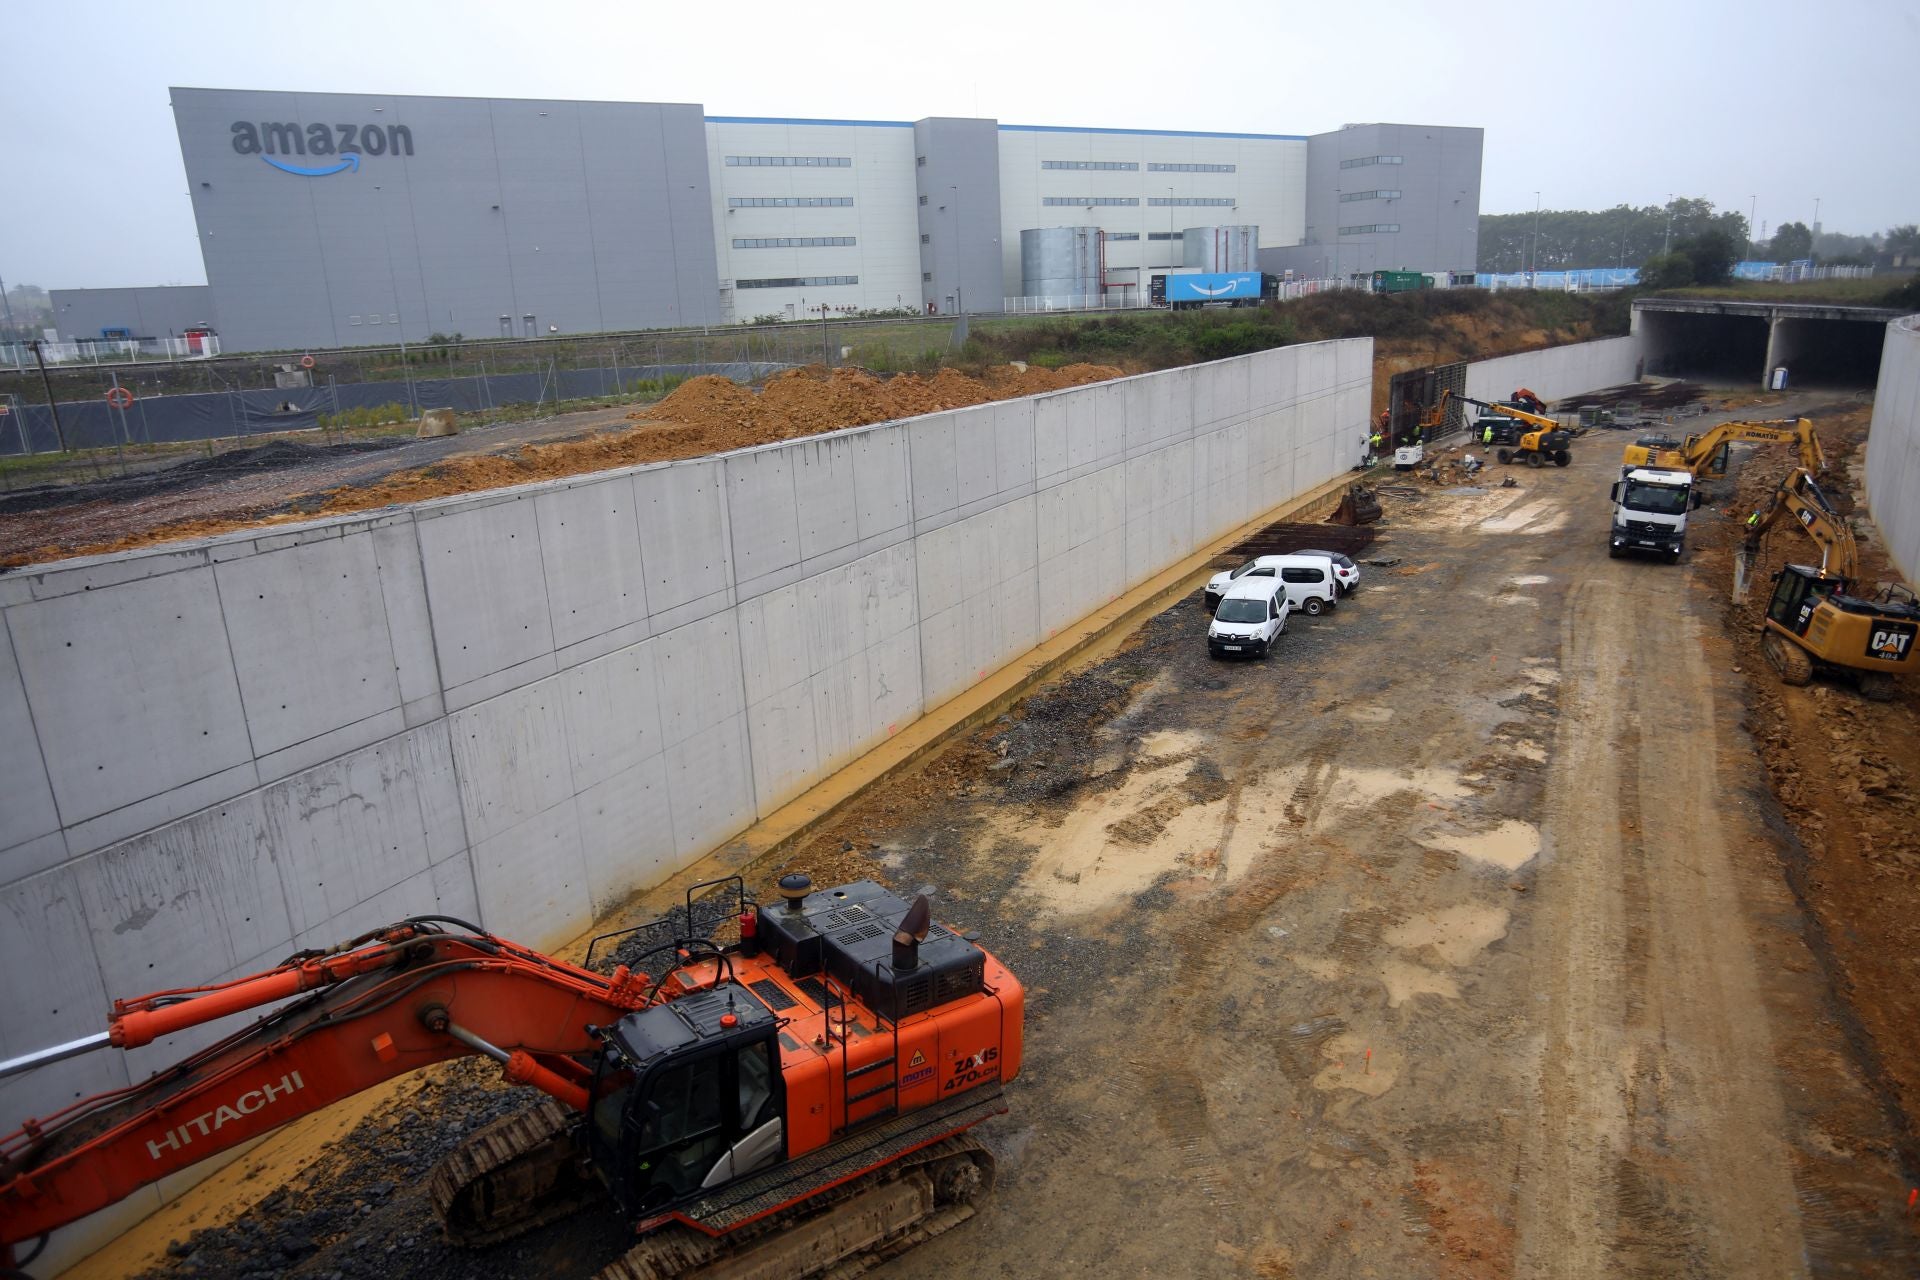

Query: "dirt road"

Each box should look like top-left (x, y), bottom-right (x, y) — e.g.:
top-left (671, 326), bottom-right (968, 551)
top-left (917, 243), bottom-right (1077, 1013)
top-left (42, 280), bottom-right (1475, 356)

top-left (105, 399), bottom-right (1918, 1279)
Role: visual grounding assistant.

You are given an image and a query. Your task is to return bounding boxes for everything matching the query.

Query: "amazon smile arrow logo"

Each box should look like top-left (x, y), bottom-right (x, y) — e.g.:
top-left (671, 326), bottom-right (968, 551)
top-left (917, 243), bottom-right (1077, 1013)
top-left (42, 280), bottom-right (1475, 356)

top-left (230, 120), bottom-right (414, 174)
top-left (263, 153), bottom-right (360, 177)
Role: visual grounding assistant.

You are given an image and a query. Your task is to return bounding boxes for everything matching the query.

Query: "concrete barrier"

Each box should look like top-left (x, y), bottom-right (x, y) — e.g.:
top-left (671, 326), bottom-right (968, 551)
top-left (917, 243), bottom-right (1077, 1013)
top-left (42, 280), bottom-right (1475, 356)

top-left (0, 338), bottom-right (1369, 1267)
top-left (1464, 334), bottom-right (1644, 407)
top-left (1864, 315), bottom-right (1920, 581)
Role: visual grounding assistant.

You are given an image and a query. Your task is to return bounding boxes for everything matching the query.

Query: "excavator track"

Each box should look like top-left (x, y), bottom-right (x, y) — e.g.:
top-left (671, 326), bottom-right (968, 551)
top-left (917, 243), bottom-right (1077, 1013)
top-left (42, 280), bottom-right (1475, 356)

top-left (597, 1135), bottom-right (993, 1280)
top-left (1761, 629), bottom-right (1815, 687)
top-left (426, 1098), bottom-right (604, 1246)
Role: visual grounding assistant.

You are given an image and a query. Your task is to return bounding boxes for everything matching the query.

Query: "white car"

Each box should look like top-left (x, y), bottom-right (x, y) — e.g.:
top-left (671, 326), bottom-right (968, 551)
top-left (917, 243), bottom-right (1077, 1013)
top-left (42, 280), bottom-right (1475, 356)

top-left (1208, 578), bottom-right (1289, 658)
top-left (1204, 554), bottom-right (1339, 616)
top-left (1292, 549), bottom-right (1361, 596)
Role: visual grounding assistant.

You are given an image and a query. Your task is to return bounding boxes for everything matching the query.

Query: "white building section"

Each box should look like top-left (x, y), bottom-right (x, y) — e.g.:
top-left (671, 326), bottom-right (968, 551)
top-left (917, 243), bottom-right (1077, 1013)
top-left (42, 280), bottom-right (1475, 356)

top-left (996, 127), bottom-right (1307, 307)
top-left (705, 118), bottom-right (922, 323)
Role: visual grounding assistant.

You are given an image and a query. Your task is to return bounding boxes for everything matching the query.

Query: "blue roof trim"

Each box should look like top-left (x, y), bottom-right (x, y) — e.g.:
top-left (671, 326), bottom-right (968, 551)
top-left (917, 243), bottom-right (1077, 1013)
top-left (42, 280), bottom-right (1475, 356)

top-left (1001, 123), bottom-right (1307, 141)
top-left (706, 115), bottom-right (914, 128)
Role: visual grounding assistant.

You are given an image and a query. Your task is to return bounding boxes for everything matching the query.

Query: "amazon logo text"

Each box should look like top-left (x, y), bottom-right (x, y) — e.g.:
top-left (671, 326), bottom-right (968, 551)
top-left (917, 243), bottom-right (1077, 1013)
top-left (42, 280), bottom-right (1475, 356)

top-left (230, 121), bottom-right (414, 176)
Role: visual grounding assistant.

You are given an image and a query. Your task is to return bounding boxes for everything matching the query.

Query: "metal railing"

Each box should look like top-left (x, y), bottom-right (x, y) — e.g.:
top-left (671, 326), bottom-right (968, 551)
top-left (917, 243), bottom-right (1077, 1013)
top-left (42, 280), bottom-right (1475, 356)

top-left (1001, 276), bottom-right (1374, 314)
top-left (3, 335), bottom-right (222, 368)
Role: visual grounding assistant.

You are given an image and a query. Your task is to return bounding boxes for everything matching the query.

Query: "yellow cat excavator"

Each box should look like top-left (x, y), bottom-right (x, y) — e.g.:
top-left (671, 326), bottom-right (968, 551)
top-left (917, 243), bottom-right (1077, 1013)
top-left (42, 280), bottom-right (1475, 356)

top-left (1736, 468), bottom-right (1920, 700)
top-left (1622, 416), bottom-right (1825, 480)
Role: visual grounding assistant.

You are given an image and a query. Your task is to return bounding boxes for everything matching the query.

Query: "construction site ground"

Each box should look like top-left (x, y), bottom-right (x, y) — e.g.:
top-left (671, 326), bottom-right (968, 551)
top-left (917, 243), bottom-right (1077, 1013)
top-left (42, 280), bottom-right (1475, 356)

top-left (80, 387), bottom-right (1920, 1279)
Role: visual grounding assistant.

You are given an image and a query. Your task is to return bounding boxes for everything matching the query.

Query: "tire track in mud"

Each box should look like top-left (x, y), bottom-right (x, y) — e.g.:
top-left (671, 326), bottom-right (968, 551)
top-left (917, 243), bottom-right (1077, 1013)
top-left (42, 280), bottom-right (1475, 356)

top-left (1516, 566), bottom-right (1812, 1277)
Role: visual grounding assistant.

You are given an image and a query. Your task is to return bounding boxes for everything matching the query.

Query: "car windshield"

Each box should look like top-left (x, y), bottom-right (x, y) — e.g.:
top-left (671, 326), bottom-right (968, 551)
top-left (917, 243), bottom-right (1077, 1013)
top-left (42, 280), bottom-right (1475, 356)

top-left (1229, 559), bottom-right (1259, 580)
top-left (1216, 599), bottom-right (1268, 623)
top-left (1622, 481), bottom-right (1689, 515)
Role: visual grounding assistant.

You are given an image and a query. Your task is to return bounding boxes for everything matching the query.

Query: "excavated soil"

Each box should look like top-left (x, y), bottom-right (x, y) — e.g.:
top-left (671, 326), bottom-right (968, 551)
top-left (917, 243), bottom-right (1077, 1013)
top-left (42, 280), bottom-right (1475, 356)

top-left (1688, 402), bottom-right (1920, 1177)
top-left (0, 363), bottom-right (1120, 570)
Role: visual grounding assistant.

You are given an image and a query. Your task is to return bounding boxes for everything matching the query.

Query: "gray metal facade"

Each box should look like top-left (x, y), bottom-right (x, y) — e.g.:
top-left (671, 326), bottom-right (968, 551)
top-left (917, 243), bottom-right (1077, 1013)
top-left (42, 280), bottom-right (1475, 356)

top-left (1260, 123), bottom-right (1482, 281)
top-left (50, 285), bottom-right (216, 341)
top-left (172, 87), bottom-right (721, 351)
top-left (913, 118), bottom-right (1003, 315)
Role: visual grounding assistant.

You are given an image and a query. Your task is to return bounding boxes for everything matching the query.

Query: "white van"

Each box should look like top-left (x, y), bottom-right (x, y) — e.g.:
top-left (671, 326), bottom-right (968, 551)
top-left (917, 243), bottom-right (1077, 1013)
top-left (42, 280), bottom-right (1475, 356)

top-left (1204, 554), bottom-right (1340, 617)
top-left (1208, 578), bottom-right (1289, 658)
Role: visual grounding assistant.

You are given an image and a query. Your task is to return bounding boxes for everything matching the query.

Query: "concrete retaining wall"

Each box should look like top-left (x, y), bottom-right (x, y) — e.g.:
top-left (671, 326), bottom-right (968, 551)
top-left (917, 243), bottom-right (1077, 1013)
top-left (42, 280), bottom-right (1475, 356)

top-left (1864, 316), bottom-right (1920, 581)
top-left (2, 338), bottom-right (1369, 1263)
top-left (1465, 334), bottom-right (1644, 407)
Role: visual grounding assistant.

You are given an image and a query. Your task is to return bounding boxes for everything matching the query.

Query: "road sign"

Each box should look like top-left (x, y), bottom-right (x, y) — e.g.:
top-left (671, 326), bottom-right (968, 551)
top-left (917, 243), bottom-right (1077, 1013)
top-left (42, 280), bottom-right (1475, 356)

top-left (105, 386), bottom-right (133, 410)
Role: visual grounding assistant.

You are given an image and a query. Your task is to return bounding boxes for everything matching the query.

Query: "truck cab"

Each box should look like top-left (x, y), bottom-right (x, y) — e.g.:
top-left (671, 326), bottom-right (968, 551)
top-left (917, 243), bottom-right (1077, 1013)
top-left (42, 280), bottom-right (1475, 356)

top-left (1609, 466), bottom-right (1701, 562)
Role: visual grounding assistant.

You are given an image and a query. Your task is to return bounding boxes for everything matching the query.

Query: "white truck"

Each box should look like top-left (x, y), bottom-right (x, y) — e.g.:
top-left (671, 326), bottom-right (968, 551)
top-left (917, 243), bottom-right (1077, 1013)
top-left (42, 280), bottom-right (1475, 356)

top-left (1608, 466), bottom-right (1702, 563)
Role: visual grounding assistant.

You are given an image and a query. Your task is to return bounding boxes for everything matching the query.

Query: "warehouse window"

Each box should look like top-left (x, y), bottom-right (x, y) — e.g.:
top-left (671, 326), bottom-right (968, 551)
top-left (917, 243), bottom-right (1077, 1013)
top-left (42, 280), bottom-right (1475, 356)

top-left (728, 196), bottom-right (854, 208)
top-left (1339, 189), bottom-right (1402, 202)
top-left (919, 195), bottom-right (928, 205)
top-left (917, 155), bottom-right (926, 166)
top-left (1339, 155), bottom-right (1404, 169)
top-left (923, 272), bottom-right (933, 281)
top-left (732, 237), bottom-right (857, 248)
top-left (724, 155), bottom-right (852, 167)
top-left (1147, 232), bottom-right (1181, 240)
top-left (1042, 196), bottom-right (1140, 206)
top-left (1338, 223), bottom-right (1401, 235)
top-left (737, 275), bottom-right (859, 289)
top-left (920, 233), bottom-right (931, 244)
top-left (1147, 197), bottom-right (1234, 207)
top-left (1148, 162), bottom-right (1235, 173)
top-left (1105, 232), bottom-right (1140, 240)
top-left (1042, 160), bottom-right (1139, 171)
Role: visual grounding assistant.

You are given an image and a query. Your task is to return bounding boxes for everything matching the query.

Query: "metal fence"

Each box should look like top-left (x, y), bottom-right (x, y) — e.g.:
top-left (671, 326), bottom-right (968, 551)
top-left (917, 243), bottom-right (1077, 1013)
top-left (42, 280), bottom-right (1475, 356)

top-left (1001, 276), bottom-right (1373, 314)
top-left (2, 335), bottom-right (223, 367)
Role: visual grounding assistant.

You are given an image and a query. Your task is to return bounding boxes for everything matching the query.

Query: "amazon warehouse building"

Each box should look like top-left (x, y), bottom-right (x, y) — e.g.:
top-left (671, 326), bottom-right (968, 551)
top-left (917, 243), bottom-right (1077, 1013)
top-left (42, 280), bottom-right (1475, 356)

top-left (50, 87), bottom-right (1483, 353)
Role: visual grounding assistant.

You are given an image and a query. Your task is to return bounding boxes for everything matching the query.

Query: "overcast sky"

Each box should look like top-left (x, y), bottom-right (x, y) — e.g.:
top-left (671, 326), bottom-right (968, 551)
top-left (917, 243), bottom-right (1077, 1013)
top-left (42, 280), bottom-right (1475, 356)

top-left (6, 0), bottom-right (1915, 289)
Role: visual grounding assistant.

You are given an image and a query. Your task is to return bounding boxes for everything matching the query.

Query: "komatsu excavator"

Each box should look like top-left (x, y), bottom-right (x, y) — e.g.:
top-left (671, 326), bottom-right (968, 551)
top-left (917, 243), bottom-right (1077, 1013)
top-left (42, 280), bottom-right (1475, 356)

top-left (1621, 415), bottom-right (1825, 480)
top-left (1737, 468), bottom-right (1920, 700)
top-left (0, 875), bottom-right (1023, 1279)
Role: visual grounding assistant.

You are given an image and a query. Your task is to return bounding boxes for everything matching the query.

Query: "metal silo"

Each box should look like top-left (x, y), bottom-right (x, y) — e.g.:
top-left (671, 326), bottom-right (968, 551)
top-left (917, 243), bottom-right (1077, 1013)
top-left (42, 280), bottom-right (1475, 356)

top-left (1020, 227), bottom-right (1103, 303)
top-left (1181, 225), bottom-right (1259, 273)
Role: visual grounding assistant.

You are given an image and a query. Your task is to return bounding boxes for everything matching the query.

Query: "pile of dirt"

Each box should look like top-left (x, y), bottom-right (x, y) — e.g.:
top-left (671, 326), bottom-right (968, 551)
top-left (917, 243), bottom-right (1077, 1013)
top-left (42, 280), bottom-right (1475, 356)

top-left (2, 363), bottom-right (1121, 568)
top-left (640, 362), bottom-right (1120, 438)
top-left (1690, 403), bottom-right (1920, 1173)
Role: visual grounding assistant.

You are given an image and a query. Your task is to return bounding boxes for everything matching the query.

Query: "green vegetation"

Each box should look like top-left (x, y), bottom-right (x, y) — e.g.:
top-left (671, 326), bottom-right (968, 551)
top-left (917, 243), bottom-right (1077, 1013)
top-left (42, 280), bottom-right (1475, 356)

top-left (315, 402), bottom-right (411, 431)
top-left (955, 288), bottom-right (1629, 373)
top-left (1479, 198), bottom-right (1747, 274)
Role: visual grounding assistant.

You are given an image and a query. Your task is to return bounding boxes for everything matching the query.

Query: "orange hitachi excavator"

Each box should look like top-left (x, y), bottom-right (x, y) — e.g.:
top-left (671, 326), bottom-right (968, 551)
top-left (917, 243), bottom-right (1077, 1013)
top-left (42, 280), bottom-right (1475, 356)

top-left (0, 876), bottom-right (1023, 1279)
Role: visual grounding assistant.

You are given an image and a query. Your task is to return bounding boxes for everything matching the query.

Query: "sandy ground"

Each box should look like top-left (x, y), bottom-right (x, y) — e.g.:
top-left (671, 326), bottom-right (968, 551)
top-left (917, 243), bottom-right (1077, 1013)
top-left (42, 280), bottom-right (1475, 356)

top-left (64, 394), bottom-right (1920, 1280)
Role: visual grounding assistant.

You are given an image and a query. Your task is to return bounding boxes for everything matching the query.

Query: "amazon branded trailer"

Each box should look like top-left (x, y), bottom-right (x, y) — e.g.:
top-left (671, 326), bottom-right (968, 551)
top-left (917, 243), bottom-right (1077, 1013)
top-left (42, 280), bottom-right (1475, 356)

top-left (1151, 271), bottom-right (1271, 310)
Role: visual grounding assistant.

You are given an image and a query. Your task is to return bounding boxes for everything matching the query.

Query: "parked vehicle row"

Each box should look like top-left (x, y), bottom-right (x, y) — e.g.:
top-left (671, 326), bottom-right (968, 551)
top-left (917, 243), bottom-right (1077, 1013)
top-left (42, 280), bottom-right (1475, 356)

top-left (1204, 550), bottom-right (1361, 659)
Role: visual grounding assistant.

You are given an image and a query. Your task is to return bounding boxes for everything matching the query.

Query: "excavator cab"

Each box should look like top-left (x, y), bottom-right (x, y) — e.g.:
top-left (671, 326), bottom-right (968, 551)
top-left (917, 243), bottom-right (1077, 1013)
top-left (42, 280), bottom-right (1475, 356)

top-left (587, 988), bottom-right (785, 1215)
top-left (1764, 564), bottom-right (1843, 638)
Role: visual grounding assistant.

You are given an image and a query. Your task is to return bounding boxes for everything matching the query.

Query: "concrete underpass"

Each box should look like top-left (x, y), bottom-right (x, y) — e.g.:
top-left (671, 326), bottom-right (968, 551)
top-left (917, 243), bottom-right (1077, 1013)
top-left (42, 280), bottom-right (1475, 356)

top-left (1635, 298), bottom-right (1901, 388)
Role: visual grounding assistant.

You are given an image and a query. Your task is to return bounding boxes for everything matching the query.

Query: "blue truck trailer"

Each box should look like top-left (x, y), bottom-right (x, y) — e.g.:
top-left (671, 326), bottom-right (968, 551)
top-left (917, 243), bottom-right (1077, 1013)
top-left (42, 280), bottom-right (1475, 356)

top-left (1157, 271), bottom-right (1266, 309)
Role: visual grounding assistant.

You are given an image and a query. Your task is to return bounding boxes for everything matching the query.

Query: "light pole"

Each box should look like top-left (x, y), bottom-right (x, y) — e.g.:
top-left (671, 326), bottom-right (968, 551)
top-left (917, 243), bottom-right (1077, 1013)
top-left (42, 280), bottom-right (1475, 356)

top-left (373, 184), bottom-right (415, 414)
top-left (1749, 195), bottom-right (1758, 259)
top-left (949, 185), bottom-right (965, 316)
top-left (1663, 193), bottom-right (1673, 256)
top-left (1530, 191), bottom-right (1541, 285)
top-left (0, 271), bottom-right (16, 341)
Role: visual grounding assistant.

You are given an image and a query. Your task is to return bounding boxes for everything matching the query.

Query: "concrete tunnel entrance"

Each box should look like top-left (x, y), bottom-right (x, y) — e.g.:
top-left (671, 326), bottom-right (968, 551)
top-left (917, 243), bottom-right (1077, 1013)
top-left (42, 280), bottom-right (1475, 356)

top-left (1634, 298), bottom-right (1901, 389)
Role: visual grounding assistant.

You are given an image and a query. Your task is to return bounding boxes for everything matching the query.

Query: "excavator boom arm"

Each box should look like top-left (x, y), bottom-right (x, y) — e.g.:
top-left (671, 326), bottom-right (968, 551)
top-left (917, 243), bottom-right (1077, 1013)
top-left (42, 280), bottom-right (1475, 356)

top-left (1456, 392), bottom-right (1560, 432)
top-left (1741, 468), bottom-right (1857, 580)
top-left (0, 924), bottom-right (649, 1250)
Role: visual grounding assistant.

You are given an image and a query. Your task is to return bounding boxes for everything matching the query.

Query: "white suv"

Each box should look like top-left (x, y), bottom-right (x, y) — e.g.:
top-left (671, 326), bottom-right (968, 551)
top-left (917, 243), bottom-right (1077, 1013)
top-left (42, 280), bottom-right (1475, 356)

top-left (1208, 578), bottom-right (1289, 658)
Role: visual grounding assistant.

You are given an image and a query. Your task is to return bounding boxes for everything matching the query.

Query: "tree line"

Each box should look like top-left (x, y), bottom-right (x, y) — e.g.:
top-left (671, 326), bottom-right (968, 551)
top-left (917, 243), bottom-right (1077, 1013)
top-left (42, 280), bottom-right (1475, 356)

top-left (1478, 198), bottom-right (1917, 281)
